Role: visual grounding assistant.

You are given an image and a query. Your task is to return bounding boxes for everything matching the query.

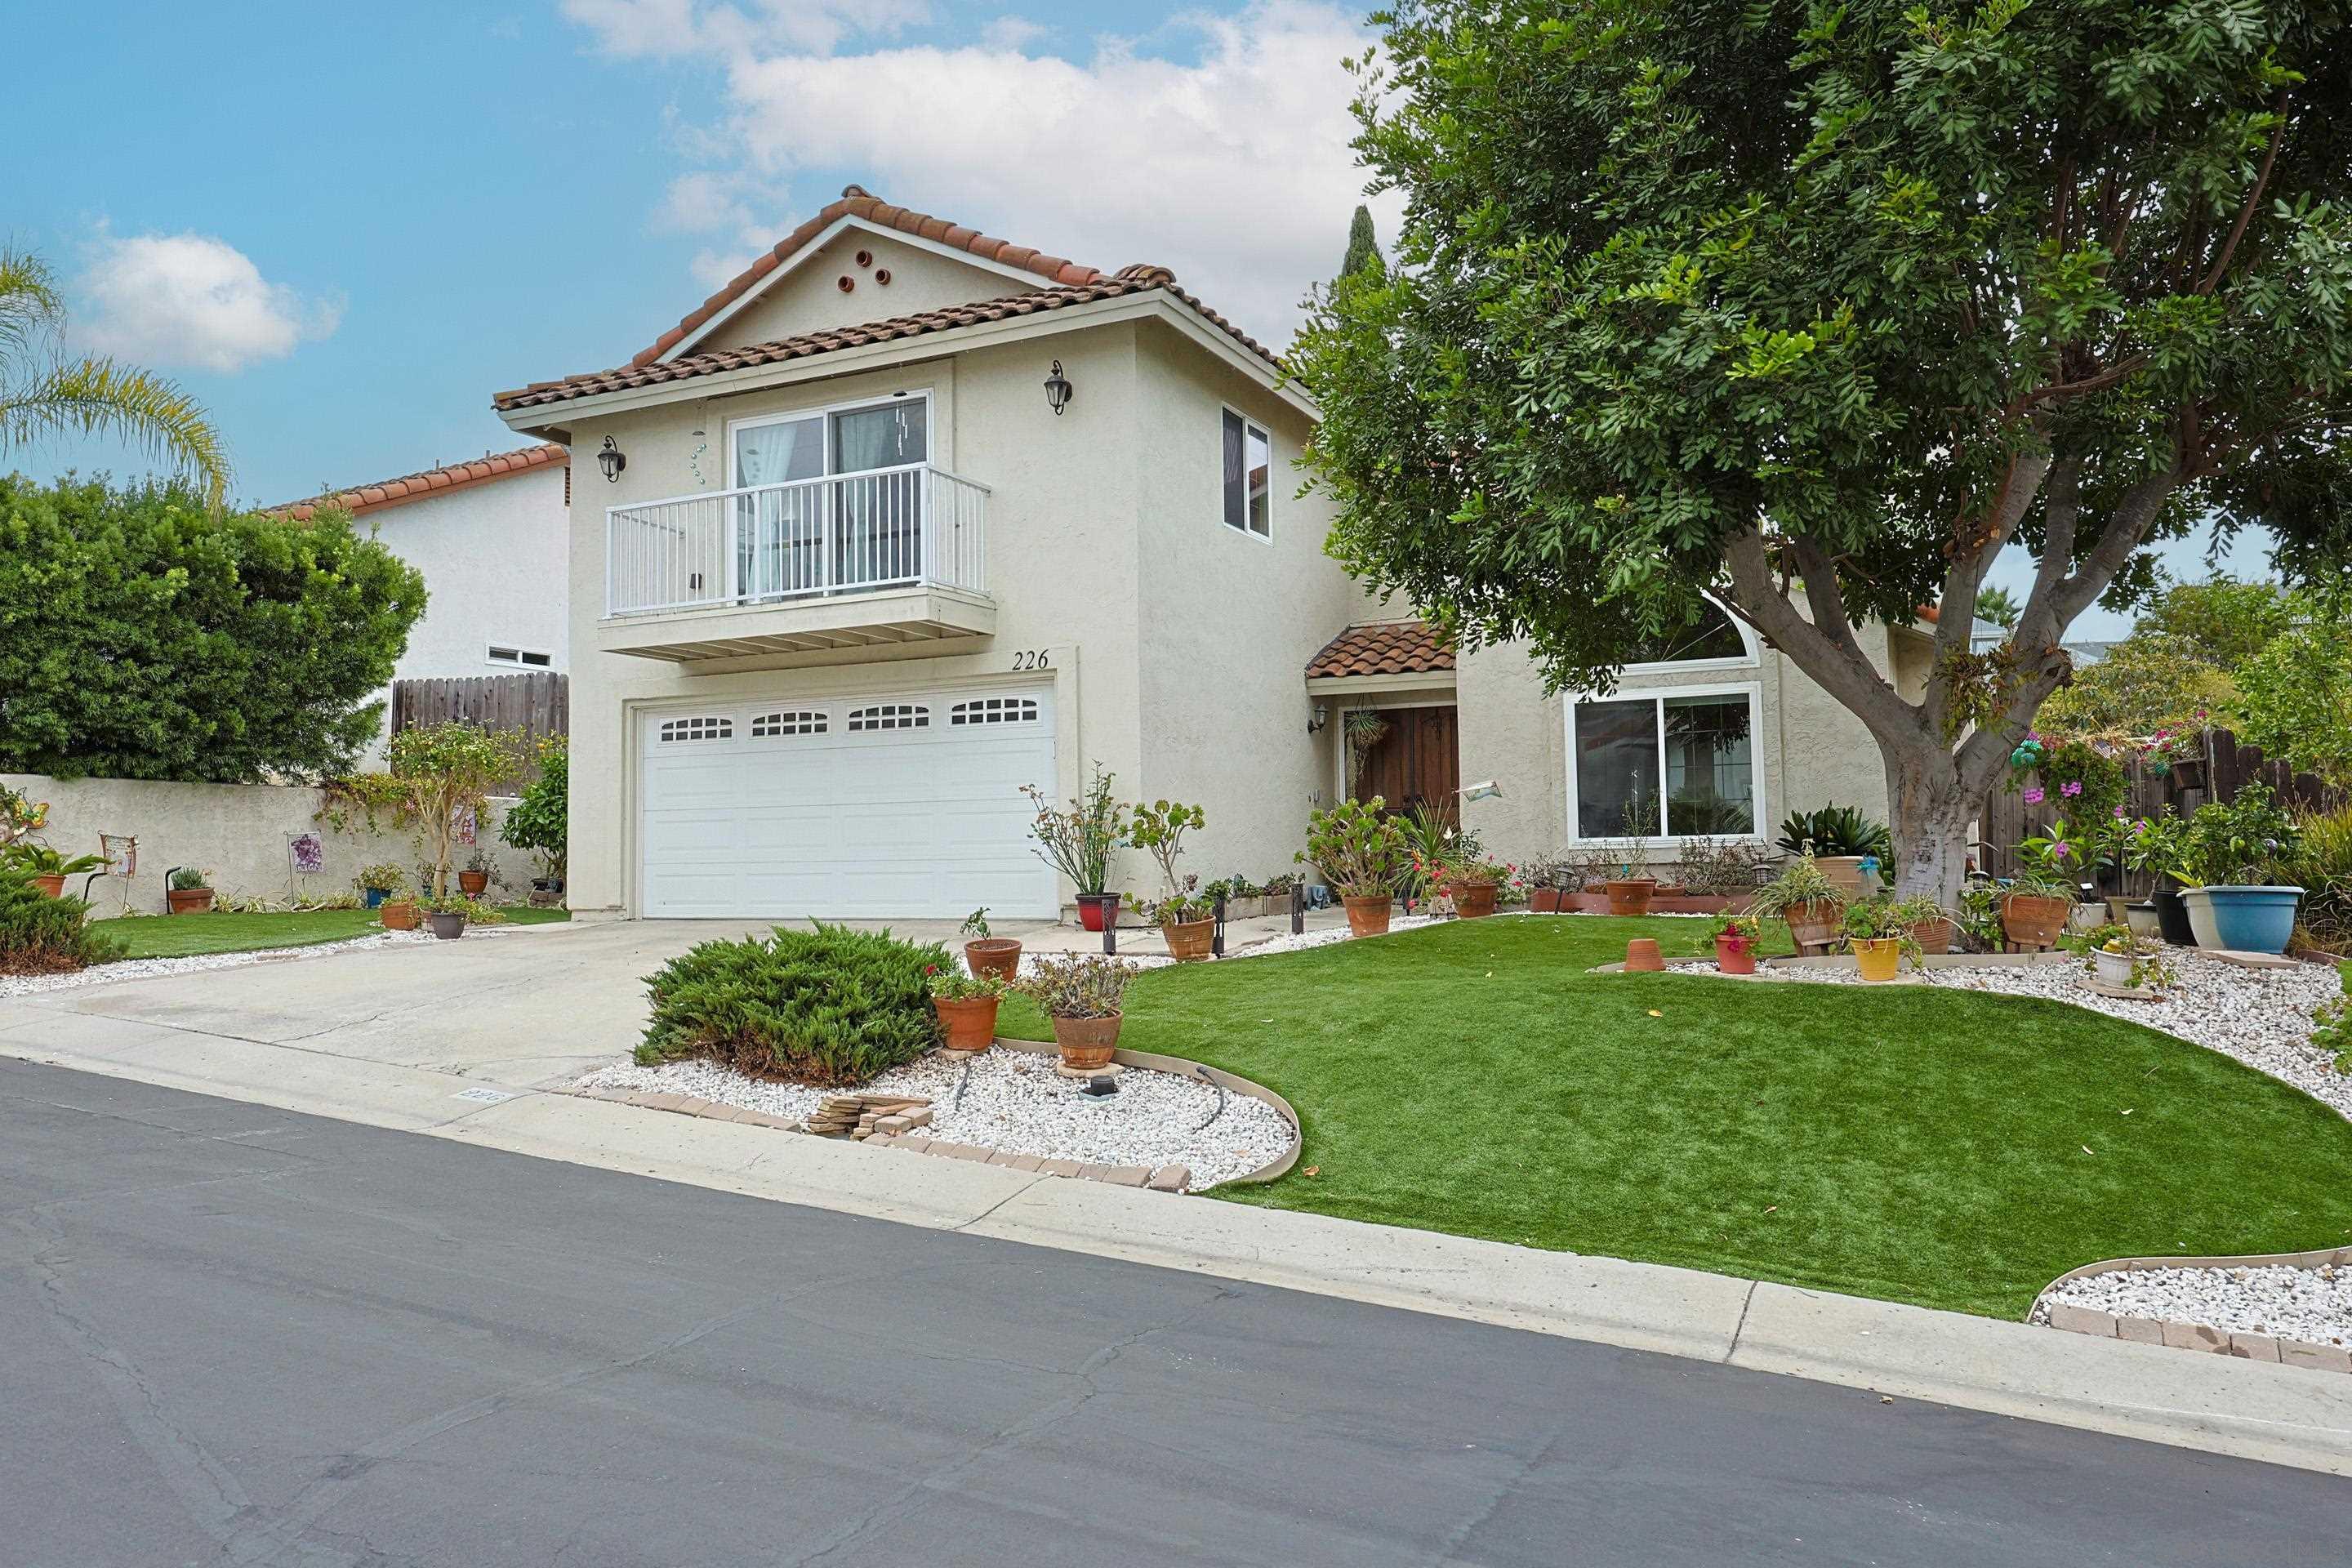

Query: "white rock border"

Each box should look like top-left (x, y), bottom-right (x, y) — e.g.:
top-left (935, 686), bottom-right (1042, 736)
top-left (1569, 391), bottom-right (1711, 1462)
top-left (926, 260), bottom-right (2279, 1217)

top-left (2033, 1247), bottom-right (2352, 1375)
top-left (1, 926), bottom-right (446, 997)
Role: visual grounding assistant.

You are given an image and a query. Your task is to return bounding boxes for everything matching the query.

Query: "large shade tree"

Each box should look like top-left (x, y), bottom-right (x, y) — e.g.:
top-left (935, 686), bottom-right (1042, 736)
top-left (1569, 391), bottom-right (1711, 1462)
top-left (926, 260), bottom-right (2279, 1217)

top-left (1296, 0), bottom-right (2352, 902)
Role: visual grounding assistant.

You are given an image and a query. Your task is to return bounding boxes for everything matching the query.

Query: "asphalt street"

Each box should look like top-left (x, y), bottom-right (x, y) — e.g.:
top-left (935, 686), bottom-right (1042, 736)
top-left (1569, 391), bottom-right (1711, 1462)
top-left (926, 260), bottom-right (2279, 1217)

top-left (1, 1055), bottom-right (2341, 1566)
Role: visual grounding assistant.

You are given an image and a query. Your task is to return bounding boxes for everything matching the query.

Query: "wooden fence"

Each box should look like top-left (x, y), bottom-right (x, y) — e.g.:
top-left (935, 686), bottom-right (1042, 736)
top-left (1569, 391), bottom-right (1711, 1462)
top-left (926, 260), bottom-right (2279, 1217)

top-left (389, 672), bottom-right (568, 791)
top-left (1976, 727), bottom-right (2341, 881)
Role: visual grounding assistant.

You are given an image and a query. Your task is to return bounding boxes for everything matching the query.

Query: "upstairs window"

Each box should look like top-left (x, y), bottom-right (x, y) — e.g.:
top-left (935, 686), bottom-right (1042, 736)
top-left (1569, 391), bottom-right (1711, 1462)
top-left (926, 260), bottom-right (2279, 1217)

top-left (488, 644), bottom-right (554, 668)
top-left (1221, 408), bottom-right (1272, 538)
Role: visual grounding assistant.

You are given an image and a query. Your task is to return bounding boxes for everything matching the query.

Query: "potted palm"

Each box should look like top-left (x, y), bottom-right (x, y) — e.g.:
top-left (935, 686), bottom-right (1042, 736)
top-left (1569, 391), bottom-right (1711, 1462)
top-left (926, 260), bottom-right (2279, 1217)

top-left (1024, 768), bottom-right (1129, 931)
top-left (1129, 798), bottom-right (1215, 960)
top-left (960, 908), bottom-right (1022, 982)
top-left (1841, 898), bottom-right (1922, 982)
top-left (1698, 911), bottom-right (1762, 974)
top-left (928, 964), bottom-right (1004, 1053)
top-left (1300, 797), bottom-right (1410, 937)
top-left (166, 866), bottom-right (216, 915)
top-left (1751, 853), bottom-right (1845, 951)
top-left (1018, 952), bottom-right (1138, 1071)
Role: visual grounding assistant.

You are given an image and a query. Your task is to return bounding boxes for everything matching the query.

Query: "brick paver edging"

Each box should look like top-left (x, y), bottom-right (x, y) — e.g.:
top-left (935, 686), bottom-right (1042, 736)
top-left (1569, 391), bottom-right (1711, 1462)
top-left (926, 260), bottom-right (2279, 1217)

top-left (568, 1040), bottom-right (1302, 1197)
top-left (2034, 1245), bottom-right (2352, 1374)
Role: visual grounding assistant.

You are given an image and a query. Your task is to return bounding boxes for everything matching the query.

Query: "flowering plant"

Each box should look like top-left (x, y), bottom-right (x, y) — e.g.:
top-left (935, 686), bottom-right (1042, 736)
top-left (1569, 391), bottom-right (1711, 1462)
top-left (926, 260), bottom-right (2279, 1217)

top-left (2012, 819), bottom-right (2082, 895)
top-left (1696, 910), bottom-right (1762, 951)
top-left (926, 963), bottom-right (1006, 1003)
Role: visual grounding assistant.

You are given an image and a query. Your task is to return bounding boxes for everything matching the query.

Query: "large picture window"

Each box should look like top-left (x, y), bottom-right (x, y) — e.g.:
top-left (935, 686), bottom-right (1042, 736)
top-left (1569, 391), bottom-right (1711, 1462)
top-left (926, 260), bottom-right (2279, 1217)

top-left (1570, 686), bottom-right (1760, 840)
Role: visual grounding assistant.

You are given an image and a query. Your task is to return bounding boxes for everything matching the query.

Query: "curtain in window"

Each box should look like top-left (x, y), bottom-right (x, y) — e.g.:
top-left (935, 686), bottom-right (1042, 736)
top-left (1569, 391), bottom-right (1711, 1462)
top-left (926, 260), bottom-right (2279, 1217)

top-left (832, 402), bottom-right (929, 584)
top-left (734, 417), bottom-right (823, 599)
top-left (1222, 409), bottom-right (1246, 530)
top-left (1245, 422), bottom-right (1272, 535)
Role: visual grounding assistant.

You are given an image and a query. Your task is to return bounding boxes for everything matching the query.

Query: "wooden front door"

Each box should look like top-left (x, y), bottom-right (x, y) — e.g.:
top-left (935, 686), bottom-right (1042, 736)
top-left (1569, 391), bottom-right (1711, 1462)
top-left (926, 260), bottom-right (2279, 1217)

top-left (1352, 706), bottom-right (1459, 814)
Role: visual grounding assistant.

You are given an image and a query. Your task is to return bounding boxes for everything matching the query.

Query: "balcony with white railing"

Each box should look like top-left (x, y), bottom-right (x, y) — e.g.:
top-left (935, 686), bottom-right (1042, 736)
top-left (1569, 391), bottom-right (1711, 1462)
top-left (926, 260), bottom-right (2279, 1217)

top-left (599, 464), bottom-right (993, 662)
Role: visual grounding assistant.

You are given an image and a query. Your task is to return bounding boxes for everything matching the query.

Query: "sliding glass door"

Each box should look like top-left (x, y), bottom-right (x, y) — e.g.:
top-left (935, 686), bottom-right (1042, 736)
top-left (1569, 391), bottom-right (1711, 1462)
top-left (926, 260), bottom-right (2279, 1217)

top-left (730, 396), bottom-right (929, 599)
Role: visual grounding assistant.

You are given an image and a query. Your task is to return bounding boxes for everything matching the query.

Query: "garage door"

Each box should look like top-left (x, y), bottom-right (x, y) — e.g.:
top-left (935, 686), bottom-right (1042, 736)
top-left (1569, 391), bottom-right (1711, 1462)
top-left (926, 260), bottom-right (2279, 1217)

top-left (638, 688), bottom-right (1058, 920)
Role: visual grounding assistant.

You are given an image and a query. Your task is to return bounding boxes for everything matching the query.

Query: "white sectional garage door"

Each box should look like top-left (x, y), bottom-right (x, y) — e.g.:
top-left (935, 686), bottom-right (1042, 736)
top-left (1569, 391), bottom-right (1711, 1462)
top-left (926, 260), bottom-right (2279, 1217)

top-left (638, 688), bottom-right (1057, 920)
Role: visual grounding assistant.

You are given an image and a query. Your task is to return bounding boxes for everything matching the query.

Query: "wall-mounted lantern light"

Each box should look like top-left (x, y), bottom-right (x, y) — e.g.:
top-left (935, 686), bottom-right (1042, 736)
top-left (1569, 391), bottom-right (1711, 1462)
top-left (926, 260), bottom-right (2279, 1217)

top-left (1306, 702), bottom-right (1329, 735)
top-left (597, 436), bottom-right (626, 483)
top-left (1044, 359), bottom-right (1073, 416)
top-left (1459, 780), bottom-right (1503, 803)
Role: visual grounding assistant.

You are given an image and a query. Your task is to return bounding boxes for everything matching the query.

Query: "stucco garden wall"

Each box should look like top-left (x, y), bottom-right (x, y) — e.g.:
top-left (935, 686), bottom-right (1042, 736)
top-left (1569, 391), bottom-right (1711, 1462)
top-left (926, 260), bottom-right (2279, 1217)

top-left (3, 773), bottom-right (532, 919)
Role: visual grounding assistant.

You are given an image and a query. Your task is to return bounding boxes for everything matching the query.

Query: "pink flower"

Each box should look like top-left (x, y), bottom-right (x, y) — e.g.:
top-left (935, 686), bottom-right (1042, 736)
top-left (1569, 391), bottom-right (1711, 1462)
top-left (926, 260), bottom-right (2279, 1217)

top-left (2023, 786), bottom-right (2045, 804)
top-left (2060, 781), bottom-right (2082, 798)
top-left (2051, 842), bottom-right (2071, 860)
top-left (2114, 805), bottom-right (2130, 820)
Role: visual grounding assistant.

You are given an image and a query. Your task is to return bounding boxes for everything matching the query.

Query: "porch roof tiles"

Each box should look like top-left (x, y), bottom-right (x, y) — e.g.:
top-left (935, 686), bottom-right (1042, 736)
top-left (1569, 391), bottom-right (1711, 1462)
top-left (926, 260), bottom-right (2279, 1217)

top-left (1306, 621), bottom-right (1456, 680)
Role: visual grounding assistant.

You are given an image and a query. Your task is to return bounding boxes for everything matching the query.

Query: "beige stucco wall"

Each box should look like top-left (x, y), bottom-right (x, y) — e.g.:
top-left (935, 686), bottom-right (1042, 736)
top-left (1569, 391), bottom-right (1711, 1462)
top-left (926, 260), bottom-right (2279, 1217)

top-left (694, 230), bottom-right (1044, 354)
top-left (4, 773), bottom-right (533, 918)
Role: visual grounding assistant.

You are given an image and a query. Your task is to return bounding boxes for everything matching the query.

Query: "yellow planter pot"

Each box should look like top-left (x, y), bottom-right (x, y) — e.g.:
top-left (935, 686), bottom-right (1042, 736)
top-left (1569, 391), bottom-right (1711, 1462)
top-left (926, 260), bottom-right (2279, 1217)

top-left (1854, 937), bottom-right (1904, 982)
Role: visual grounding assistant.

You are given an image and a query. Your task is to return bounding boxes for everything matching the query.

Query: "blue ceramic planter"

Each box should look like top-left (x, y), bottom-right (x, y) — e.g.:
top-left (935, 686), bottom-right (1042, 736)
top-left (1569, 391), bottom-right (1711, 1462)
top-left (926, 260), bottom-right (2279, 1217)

top-left (2202, 885), bottom-right (2302, 955)
top-left (362, 886), bottom-right (389, 910)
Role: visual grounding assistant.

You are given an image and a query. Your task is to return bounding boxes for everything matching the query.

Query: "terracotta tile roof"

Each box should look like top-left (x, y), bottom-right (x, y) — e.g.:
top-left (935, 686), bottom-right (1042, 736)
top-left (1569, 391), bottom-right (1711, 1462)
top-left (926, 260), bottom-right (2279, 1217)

top-left (1306, 621), bottom-right (1457, 680)
top-left (633, 184), bottom-right (1107, 368)
top-left (494, 267), bottom-right (1279, 414)
top-left (275, 443), bottom-right (568, 519)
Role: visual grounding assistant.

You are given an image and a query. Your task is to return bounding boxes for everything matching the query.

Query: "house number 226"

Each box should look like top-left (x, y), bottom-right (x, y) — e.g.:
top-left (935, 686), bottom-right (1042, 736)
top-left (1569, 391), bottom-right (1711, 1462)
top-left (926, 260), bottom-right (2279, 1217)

top-left (1010, 649), bottom-right (1052, 671)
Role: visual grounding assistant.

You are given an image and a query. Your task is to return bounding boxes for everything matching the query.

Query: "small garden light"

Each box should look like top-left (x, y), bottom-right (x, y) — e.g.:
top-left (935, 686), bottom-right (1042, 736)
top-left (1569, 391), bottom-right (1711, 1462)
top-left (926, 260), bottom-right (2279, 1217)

top-left (1043, 359), bottom-right (1073, 416)
top-left (1459, 779), bottom-right (1503, 803)
top-left (596, 436), bottom-right (626, 483)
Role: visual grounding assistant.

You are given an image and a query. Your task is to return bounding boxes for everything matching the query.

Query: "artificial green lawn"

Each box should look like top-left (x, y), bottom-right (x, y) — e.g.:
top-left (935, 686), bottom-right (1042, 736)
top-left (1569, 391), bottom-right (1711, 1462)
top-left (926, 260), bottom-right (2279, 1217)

top-left (998, 915), bottom-right (2352, 1319)
top-left (102, 905), bottom-right (570, 960)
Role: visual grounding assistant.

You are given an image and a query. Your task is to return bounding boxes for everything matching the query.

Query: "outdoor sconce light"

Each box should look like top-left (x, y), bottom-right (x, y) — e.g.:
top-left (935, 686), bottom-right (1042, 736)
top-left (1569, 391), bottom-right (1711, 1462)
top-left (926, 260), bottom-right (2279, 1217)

top-left (1459, 780), bottom-right (1503, 803)
top-left (1044, 359), bottom-right (1073, 416)
top-left (1307, 702), bottom-right (1330, 735)
top-left (596, 436), bottom-right (626, 483)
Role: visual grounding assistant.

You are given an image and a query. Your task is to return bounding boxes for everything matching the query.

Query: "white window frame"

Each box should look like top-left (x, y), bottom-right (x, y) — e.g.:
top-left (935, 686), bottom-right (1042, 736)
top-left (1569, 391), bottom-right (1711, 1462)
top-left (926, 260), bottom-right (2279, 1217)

top-left (1562, 679), bottom-right (1767, 847)
top-left (725, 390), bottom-right (934, 492)
top-left (487, 644), bottom-right (555, 669)
top-left (1218, 404), bottom-right (1274, 544)
top-left (1620, 592), bottom-right (1759, 677)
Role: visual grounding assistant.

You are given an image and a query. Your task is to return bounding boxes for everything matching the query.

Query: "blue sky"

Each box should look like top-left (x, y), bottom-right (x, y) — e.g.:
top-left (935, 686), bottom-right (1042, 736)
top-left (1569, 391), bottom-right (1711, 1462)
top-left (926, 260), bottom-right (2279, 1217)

top-left (10, 0), bottom-right (2266, 635)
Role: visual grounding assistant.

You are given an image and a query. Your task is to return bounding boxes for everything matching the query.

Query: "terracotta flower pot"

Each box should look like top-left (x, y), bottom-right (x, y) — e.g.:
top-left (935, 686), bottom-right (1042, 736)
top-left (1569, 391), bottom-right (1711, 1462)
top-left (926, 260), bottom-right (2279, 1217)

top-left (1050, 1012), bottom-right (1121, 1071)
top-left (933, 995), bottom-right (1000, 1052)
top-left (1623, 938), bottom-right (1664, 972)
top-left (964, 938), bottom-right (1022, 982)
top-left (31, 874), bottom-right (65, 898)
top-left (1781, 898), bottom-right (1843, 950)
top-left (2000, 892), bottom-right (2072, 951)
top-left (1528, 887), bottom-right (1562, 914)
top-left (166, 888), bottom-right (215, 915)
top-left (458, 871), bottom-right (489, 897)
top-left (1816, 857), bottom-right (1868, 896)
top-left (1909, 917), bottom-right (1954, 956)
top-left (1447, 881), bottom-right (1499, 919)
top-left (1343, 895), bottom-right (1392, 938)
top-left (1163, 918), bottom-right (1215, 961)
top-left (380, 900), bottom-right (421, 932)
top-left (1854, 936), bottom-right (1903, 982)
top-left (427, 911), bottom-right (466, 941)
top-left (1605, 879), bottom-right (1657, 916)
top-left (1714, 935), bottom-right (1757, 974)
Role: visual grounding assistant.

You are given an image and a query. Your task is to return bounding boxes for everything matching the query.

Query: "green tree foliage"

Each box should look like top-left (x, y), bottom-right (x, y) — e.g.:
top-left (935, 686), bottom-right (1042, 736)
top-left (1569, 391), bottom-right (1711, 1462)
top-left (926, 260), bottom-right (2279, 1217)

top-left (0, 476), bottom-right (425, 782)
top-left (2136, 576), bottom-right (2295, 669)
top-left (1, 247), bottom-right (229, 506)
top-left (1339, 203), bottom-right (1383, 282)
top-left (2039, 576), bottom-right (2285, 740)
top-left (381, 723), bottom-right (528, 898)
top-left (636, 924), bottom-right (949, 1086)
top-left (1974, 586), bottom-right (2020, 629)
top-left (1295, 0), bottom-right (2352, 902)
top-left (498, 735), bottom-right (568, 882)
top-left (2232, 592), bottom-right (2352, 786)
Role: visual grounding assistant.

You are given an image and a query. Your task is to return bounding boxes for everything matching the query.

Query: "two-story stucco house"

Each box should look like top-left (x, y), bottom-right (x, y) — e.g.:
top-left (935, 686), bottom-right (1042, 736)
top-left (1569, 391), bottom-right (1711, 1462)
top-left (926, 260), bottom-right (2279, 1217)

top-left (494, 185), bottom-right (1912, 922)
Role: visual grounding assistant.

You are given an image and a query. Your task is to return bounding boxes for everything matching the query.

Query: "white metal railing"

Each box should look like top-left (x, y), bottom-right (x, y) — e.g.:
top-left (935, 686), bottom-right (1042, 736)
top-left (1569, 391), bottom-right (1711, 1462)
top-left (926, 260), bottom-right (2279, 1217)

top-left (604, 463), bottom-right (990, 617)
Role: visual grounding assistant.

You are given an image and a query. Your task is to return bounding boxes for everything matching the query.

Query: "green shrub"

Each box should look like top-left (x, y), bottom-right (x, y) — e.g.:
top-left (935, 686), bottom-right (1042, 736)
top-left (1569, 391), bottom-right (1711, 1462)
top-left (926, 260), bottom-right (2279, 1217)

top-left (635, 923), bottom-right (948, 1085)
top-left (0, 871), bottom-right (124, 974)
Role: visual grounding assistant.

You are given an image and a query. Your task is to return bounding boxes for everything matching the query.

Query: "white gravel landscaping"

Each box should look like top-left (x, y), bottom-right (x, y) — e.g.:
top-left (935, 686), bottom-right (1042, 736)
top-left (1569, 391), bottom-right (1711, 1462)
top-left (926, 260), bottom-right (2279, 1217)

top-left (2037, 1262), bottom-right (2352, 1348)
top-left (578, 1047), bottom-right (1297, 1189)
top-left (1, 928), bottom-right (440, 998)
top-left (1227, 911), bottom-right (1450, 960)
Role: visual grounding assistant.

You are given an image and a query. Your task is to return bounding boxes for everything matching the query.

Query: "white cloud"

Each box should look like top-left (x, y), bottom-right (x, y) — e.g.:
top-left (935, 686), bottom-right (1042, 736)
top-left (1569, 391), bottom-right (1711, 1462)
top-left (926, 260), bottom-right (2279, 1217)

top-left (77, 230), bottom-right (340, 374)
top-left (980, 14), bottom-right (1049, 52)
top-left (561, 0), bottom-right (932, 59)
top-left (570, 0), bottom-right (1393, 344)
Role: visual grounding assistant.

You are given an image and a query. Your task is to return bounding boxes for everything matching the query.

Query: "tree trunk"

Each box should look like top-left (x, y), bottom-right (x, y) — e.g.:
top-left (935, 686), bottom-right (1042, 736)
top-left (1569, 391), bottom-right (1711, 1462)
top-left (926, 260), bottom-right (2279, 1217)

top-left (1883, 746), bottom-right (1980, 910)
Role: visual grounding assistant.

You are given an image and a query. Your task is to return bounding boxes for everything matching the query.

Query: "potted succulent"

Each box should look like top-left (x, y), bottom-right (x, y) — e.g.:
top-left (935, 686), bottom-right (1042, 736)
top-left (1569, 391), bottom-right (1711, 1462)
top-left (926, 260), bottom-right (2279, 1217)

top-left (458, 849), bottom-right (492, 898)
top-left (1129, 798), bottom-right (1215, 960)
top-left (1750, 853), bottom-right (1845, 951)
top-left (1698, 911), bottom-right (1762, 974)
top-left (1018, 951), bottom-right (1138, 1071)
top-left (960, 907), bottom-right (1022, 982)
top-left (1299, 797), bottom-right (1410, 937)
top-left (927, 964), bottom-right (1004, 1052)
top-left (2002, 821), bottom-right (2081, 949)
top-left (1439, 856), bottom-right (1513, 919)
top-left (1024, 768), bottom-right (1129, 931)
top-left (1776, 805), bottom-right (1894, 898)
top-left (356, 862), bottom-right (407, 910)
top-left (166, 866), bottom-right (216, 915)
top-left (1841, 898), bottom-right (1922, 982)
top-left (2063, 922), bottom-right (2179, 995)
top-left (2, 841), bottom-right (105, 898)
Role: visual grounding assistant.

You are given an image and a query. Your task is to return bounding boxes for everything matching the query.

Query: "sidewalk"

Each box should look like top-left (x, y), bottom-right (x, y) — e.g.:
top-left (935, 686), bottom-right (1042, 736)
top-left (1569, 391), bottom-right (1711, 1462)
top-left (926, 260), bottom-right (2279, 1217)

top-left (4, 937), bottom-right (2347, 1477)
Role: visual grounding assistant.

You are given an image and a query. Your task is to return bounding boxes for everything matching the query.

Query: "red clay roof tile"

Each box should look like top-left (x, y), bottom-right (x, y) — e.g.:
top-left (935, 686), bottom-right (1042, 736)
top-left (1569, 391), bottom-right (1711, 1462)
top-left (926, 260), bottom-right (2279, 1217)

top-left (1305, 622), bottom-right (1457, 680)
top-left (274, 443), bottom-right (568, 519)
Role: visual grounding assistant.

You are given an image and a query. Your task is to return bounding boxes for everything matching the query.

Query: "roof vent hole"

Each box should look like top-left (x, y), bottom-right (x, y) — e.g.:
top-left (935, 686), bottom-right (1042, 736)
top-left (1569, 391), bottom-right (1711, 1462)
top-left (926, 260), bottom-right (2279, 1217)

top-left (874, 268), bottom-right (892, 285)
top-left (837, 275), bottom-right (854, 292)
top-left (855, 249), bottom-right (875, 269)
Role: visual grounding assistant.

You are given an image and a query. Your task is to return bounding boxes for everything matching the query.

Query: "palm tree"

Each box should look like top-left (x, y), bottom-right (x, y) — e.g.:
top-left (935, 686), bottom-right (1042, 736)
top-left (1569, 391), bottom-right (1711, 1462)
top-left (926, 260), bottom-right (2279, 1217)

top-left (0, 247), bottom-right (229, 504)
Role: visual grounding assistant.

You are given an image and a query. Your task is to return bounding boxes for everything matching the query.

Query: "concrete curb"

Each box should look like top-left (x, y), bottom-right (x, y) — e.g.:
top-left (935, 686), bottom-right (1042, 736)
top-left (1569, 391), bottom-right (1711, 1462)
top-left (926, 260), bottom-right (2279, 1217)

top-left (2035, 1245), bottom-right (2352, 1375)
top-left (6, 1021), bottom-right (2350, 1477)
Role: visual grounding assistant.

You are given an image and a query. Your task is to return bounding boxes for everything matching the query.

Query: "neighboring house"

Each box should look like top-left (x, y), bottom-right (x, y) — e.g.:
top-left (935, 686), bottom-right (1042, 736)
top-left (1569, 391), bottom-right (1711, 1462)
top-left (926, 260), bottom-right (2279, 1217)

top-left (493, 185), bottom-right (1905, 921)
top-left (281, 445), bottom-right (572, 760)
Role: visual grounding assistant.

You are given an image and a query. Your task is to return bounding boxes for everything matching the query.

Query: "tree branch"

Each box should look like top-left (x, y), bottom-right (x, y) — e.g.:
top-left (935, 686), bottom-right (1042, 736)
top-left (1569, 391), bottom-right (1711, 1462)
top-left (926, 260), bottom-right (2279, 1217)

top-left (1723, 528), bottom-right (1917, 743)
top-left (2202, 96), bottom-right (2291, 295)
top-left (1924, 451), bottom-right (2054, 738)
